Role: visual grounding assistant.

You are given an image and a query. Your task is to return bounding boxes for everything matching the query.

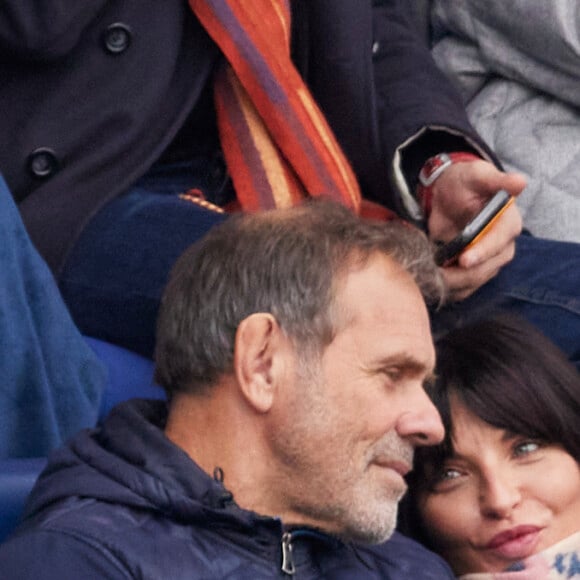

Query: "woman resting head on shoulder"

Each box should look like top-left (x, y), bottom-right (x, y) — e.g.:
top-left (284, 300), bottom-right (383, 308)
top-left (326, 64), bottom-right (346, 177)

top-left (403, 314), bottom-right (580, 579)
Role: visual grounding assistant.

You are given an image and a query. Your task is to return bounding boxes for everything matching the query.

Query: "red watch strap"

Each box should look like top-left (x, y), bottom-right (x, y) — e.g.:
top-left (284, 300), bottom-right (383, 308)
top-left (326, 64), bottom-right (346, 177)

top-left (417, 152), bottom-right (481, 218)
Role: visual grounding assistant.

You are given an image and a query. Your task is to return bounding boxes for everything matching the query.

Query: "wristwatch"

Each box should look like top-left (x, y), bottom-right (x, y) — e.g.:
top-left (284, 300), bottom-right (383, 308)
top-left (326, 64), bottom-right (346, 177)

top-left (417, 152), bottom-right (480, 218)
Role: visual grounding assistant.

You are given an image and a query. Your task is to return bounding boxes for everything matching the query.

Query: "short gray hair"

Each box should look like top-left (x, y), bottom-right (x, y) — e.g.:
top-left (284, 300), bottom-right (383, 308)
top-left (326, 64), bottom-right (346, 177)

top-left (154, 200), bottom-right (444, 396)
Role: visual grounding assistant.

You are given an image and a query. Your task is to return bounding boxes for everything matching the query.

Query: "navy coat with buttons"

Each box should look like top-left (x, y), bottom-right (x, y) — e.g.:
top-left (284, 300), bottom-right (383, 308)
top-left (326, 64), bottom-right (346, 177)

top-left (0, 0), bottom-right (485, 273)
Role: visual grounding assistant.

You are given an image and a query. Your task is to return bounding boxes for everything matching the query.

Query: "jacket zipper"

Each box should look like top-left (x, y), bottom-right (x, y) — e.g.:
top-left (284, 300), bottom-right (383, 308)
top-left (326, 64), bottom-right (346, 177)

top-left (281, 532), bottom-right (296, 575)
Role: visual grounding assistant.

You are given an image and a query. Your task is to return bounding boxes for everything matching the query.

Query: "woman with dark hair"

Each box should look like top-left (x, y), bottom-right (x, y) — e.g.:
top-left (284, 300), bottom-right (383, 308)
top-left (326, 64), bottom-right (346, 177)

top-left (404, 314), bottom-right (580, 578)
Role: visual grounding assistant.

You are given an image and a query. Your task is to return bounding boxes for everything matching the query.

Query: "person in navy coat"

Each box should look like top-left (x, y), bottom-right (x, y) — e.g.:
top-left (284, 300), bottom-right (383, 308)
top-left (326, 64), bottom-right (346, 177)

top-left (1, 0), bottom-right (578, 366)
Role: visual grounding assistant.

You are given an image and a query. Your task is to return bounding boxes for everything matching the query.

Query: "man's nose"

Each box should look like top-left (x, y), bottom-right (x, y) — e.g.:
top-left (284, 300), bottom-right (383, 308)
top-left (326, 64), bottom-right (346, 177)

top-left (396, 386), bottom-right (445, 447)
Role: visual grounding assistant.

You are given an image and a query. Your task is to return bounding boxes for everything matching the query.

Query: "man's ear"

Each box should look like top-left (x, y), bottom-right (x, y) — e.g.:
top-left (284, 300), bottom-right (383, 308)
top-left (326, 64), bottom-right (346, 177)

top-left (234, 313), bottom-right (287, 413)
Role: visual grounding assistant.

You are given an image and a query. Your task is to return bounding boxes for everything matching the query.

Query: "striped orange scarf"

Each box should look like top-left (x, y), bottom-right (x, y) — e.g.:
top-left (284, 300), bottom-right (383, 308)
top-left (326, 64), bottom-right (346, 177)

top-left (189, 0), bottom-right (395, 220)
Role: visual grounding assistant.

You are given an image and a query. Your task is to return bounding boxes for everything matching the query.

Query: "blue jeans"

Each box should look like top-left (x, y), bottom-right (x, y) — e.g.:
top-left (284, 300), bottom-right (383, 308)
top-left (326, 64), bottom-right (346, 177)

top-left (60, 159), bottom-right (229, 358)
top-left (60, 162), bottom-right (580, 368)
top-left (0, 175), bottom-right (105, 458)
top-left (430, 232), bottom-right (580, 368)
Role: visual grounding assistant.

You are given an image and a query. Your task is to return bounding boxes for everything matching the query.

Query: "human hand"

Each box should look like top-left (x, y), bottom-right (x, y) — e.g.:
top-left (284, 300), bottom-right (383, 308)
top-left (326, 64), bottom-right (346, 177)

top-left (428, 159), bottom-right (527, 302)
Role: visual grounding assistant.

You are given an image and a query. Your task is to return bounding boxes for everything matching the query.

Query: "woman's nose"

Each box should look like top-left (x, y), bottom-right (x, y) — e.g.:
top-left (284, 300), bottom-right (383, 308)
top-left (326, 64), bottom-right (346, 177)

top-left (479, 471), bottom-right (522, 519)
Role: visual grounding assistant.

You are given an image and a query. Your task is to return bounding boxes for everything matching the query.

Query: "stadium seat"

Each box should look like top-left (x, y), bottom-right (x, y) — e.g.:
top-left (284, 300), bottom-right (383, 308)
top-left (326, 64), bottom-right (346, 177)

top-left (0, 337), bottom-right (163, 544)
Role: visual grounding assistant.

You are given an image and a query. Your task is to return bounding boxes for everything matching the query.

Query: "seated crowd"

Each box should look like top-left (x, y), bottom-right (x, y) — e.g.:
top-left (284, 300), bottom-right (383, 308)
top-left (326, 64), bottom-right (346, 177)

top-left (0, 1), bottom-right (579, 578)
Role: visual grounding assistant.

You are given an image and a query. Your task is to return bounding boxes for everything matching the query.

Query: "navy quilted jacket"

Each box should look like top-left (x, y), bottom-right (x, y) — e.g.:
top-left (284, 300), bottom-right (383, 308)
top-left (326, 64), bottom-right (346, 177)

top-left (0, 400), bottom-right (454, 579)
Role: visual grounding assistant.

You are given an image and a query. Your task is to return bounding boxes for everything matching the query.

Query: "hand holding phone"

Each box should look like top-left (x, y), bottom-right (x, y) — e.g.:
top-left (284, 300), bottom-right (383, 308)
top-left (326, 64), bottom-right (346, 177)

top-left (434, 190), bottom-right (515, 267)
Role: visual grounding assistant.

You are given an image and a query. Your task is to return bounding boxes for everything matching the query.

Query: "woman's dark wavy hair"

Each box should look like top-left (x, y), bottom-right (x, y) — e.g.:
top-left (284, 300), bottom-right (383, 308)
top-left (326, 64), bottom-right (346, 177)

top-left (400, 313), bottom-right (580, 545)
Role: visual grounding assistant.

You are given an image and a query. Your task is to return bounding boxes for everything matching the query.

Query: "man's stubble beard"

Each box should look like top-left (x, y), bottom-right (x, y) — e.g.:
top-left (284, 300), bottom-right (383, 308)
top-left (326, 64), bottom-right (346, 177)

top-left (269, 357), bottom-right (411, 545)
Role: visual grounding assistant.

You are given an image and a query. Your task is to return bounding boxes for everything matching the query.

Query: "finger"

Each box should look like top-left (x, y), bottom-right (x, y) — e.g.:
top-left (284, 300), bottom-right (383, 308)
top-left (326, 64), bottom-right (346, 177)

top-left (428, 163), bottom-right (526, 242)
top-left (458, 203), bottom-right (521, 269)
top-left (442, 265), bottom-right (501, 302)
top-left (442, 243), bottom-right (515, 302)
top-left (467, 163), bottom-right (528, 200)
top-left (486, 171), bottom-right (528, 199)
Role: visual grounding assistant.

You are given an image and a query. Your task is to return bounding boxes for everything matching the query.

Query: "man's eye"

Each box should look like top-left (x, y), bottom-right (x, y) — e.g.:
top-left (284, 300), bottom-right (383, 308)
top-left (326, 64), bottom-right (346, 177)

top-left (384, 368), bottom-right (402, 382)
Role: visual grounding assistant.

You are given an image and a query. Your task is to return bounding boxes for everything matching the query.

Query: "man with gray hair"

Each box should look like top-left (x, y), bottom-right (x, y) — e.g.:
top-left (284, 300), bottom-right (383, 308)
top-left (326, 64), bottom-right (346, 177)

top-left (0, 200), bottom-right (453, 579)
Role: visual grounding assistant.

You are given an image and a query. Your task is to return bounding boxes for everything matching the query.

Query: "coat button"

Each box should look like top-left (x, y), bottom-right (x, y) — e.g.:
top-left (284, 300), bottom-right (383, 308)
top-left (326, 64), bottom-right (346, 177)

top-left (28, 148), bottom-right (59, 179)
top-left (103, 23), bottom-right (132, 54)
top-left (372, 41), bottom-right (380, 56)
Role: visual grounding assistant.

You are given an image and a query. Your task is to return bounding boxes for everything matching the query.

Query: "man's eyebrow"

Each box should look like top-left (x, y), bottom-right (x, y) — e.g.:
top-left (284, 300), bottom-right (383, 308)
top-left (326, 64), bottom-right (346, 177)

top-left (375, 353), bottom-right (435, 376)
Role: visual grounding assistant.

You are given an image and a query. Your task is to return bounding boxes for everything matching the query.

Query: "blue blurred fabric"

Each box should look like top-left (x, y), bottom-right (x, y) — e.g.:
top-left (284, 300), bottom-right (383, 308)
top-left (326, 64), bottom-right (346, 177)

top-left (0, 336), bottom-right (162, 544)
top-left (84, 336), bottom-right (162, 419)
top-left (0, 174), bottom-right (105, 458)
top-left (0, 458), bottom-right (46, 543)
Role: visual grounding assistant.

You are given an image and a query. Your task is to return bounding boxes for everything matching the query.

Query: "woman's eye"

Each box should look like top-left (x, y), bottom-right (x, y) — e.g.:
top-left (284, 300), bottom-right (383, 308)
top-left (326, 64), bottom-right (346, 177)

top-left (513, 440), bottom-right (540, 457)
top-left (429, 466), bottom-right (463, 491)
top-left (439, 467), bottom-right (461, 481)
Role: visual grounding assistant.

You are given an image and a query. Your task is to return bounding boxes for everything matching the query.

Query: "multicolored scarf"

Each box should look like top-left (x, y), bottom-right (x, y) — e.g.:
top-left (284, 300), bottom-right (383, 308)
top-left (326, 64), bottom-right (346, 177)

top-left (460, 531), bottom-right (580, 580)
top-left (189, 0), bottom-right (394, 220)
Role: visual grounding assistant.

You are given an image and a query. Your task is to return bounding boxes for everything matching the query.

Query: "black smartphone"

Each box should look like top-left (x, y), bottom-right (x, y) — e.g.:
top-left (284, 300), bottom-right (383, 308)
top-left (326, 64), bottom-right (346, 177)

top-left (434, 190), bottom-right (515, 266)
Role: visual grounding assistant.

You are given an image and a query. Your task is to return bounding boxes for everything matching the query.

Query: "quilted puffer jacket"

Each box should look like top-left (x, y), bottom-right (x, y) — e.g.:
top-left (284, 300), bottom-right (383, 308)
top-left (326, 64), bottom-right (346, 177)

top-left (0, 399), bottom-right (455, 579)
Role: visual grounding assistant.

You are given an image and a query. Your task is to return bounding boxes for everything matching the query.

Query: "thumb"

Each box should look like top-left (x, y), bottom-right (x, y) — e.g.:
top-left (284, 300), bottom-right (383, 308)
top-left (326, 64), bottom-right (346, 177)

top-left (494, 171), bottom-right (527, 198)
